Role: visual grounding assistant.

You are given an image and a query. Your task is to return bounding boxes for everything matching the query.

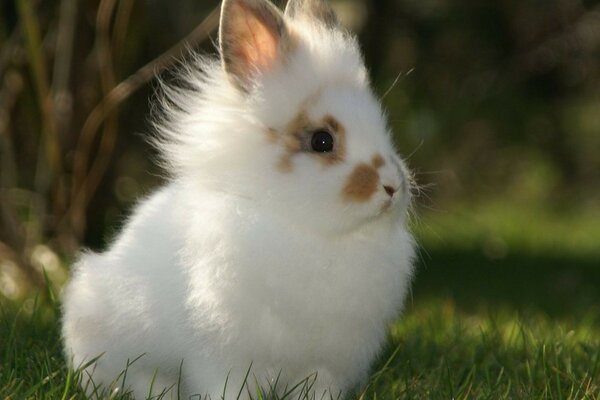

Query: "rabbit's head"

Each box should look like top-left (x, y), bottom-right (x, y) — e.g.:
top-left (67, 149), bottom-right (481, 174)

top-left (158, 0), bottom-right (413, 234)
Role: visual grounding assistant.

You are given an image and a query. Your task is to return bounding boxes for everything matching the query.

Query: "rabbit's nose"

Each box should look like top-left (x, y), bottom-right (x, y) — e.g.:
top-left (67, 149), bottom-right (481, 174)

top-left (383, 185), bottom-right (397, 197)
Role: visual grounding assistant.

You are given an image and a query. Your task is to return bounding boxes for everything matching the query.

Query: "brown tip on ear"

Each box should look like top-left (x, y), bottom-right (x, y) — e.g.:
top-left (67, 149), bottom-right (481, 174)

top-left (220, 0), bottom-right (289, 91)
top-left (284, 0), bottom-right (338, 27)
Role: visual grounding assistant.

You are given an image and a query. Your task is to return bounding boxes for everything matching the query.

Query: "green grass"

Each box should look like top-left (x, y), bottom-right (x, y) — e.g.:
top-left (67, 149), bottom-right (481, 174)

top-left (0, 298), bottom-right (74, 399)
top-left (366, 304), bottom-right (600, 399)
top-left (2, 202), bottom-right (600, 399)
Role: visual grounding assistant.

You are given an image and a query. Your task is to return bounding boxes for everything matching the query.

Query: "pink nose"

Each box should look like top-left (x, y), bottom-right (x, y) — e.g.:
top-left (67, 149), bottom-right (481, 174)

top-left (383, 185), bottom-right (396, 197)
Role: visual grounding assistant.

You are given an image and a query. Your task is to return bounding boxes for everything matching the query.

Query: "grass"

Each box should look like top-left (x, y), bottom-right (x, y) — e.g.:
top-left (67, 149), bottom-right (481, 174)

top-left (366, 303), bottom-right (600, 398)
top-left (1, 202), bottom-right (599, 399)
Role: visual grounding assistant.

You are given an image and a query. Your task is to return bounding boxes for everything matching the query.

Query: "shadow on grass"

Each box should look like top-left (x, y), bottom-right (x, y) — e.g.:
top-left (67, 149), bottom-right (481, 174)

top-left (411, 247), bottom-right (600, 319)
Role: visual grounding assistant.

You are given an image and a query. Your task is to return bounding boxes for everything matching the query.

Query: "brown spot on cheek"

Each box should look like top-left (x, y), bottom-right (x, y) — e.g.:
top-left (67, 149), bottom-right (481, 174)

top-left (342, 163), bottom-right (380, 202)
top-left (371, 154), bottom-right (385, 169)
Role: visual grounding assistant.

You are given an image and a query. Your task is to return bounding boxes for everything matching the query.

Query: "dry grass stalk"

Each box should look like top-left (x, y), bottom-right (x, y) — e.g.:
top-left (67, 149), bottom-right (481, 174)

top-left (67, 6), bottom-right (220, 238)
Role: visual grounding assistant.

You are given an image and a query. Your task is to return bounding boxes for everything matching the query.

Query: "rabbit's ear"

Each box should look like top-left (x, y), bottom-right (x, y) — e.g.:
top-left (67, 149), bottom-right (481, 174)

top-left (220, 0), bottom-right (290, 91)
top-left (284, 0), bottom-right (338, 27)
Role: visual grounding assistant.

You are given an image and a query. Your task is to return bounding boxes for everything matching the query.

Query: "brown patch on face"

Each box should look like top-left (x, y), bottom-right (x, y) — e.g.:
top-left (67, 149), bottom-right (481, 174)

top-left (371, 154), bottom-right (385, 169)
top-left (342, 163), bottom-right (380, 202)
top-left (323, 115), bottom-right (341, 132)
top-left (277, 111), bottom-right (309, 172)
top-left (275, 111), bottom-right (347, 173)
top-left (320, 115), bottom-right (346, 166)
top-left (266, 127), bottom-right (279, 143)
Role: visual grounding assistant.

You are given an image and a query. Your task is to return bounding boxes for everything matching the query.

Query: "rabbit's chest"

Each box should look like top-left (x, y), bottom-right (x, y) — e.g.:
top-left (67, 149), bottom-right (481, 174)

top-left (212, 225), bottom-right (408, 375)
top-left (184, 200), bottom-right (412, 344)
top-left (183, 202), bottom-right (413, 381)
top-left (224, 219), bottom-right (407, 321)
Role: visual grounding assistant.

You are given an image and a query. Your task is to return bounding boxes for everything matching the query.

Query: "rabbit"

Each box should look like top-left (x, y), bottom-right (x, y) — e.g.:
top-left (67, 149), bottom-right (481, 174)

top-left (61, 0), bottom-right (416, 398)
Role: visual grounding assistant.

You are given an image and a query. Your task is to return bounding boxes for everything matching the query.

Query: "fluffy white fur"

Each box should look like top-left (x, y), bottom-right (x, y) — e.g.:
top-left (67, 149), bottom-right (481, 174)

top-left (61, 0), bottom-right (415, 398)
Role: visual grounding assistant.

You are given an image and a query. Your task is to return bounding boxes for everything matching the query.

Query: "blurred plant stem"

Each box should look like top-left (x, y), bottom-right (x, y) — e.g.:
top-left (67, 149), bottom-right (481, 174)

top-left (0, 72), bottom-right (21, 188)
top-left (16, 0), bottom-right (65, 214)
top-left (68, 0), bottom-right (120, 241)
top-left (0, 70), bottom-right (42, 288)
top-left (51, 0), bottom-right (77, 153)
top-left (112, 0), bottom-right (136, 73)
top-left (1, 1), bottom-right (219, 295)
top-left (67, 5), bottom-right (220, 239)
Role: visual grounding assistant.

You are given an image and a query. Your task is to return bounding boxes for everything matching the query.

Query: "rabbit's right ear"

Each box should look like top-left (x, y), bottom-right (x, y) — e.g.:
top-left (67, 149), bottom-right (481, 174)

top-left (285, 0), bottom-right (338, 27)
top-left (220, 0), bottom-right (291, 91)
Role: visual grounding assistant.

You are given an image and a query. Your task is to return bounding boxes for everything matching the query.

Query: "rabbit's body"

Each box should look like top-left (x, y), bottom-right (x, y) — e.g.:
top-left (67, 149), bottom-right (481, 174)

top-left (62, 0), bottom-right (415, 398)
top-left (63, 181), bottom-right (413, 398)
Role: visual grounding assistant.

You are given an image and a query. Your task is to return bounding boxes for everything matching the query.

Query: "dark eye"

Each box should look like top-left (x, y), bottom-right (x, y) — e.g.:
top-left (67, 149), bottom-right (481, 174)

top-left (310, 130), bottom-right (334, 153)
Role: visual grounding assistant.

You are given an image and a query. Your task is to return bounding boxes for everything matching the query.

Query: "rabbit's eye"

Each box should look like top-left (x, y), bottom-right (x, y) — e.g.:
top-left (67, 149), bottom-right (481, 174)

top-left (310, 130), bottom-right (334, 153)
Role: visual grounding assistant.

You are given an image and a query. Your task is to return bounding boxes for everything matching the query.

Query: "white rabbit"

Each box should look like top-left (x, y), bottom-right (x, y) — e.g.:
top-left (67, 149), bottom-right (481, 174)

top-left (61, 0), bottom-right (416, 398)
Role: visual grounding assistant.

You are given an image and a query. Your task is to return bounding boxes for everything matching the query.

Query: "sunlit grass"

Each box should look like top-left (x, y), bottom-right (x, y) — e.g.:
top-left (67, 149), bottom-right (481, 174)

top-left (361, 299), bottom-right (600, 399)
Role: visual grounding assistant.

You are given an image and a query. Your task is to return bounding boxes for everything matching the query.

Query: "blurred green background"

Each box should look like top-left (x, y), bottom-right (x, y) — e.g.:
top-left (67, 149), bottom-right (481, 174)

top-left (0, 0), bottom-right (599, 310)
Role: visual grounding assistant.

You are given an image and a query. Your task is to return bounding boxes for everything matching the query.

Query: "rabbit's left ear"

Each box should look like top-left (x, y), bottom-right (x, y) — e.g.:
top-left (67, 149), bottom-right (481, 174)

top-left (220, 0), bottom-right (290, 91)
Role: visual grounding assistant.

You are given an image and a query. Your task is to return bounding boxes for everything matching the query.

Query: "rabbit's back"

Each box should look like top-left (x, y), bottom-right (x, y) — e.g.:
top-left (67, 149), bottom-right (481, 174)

top-left (61, 184), bottom-right (192, 396)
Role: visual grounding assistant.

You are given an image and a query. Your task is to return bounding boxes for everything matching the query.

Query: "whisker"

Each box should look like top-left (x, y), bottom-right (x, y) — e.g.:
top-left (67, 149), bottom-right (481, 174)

top-left (404, 139), bottom-right (425, 161)
top-left (414, 182), bottom-right (438, 191)
top-left (381, 68), bottom-right (415, 100)
top-left (414, 169), bottom-right (454, 176)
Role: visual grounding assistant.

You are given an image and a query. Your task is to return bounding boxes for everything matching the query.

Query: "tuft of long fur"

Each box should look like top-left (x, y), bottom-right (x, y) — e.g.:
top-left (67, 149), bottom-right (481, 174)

top-left (62, 1), bottom-right (415, 399)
